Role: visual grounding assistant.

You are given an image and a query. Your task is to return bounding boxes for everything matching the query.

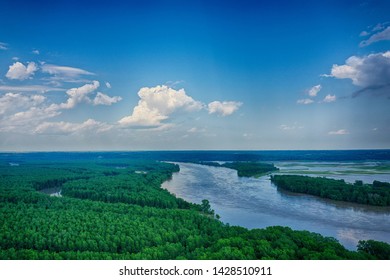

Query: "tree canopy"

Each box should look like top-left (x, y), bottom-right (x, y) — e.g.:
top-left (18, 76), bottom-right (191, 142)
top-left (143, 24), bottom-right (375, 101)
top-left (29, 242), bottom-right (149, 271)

top-left (271, 175), bottom-right (390, 206)
top-left (0, 157), bottom-right (388, 259)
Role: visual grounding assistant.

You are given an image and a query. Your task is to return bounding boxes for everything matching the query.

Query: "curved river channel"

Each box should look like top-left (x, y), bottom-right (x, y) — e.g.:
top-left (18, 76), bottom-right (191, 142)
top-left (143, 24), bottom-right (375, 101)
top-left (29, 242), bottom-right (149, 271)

top-left (162, 162), bottom-right (390, 250)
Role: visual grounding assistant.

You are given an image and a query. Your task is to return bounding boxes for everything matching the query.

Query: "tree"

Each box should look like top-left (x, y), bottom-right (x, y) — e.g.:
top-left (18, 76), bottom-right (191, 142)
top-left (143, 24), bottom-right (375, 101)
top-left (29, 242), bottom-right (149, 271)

top-left (357, 240), bottom-right (390, 259)
top-left (200, 199), bottom-right (214, 215)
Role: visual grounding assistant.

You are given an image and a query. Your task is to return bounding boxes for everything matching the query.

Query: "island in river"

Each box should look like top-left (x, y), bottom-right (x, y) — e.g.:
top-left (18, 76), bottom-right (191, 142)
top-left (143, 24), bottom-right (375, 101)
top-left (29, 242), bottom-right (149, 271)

top-left (193, 161), bottom-right (279, 177)
top-left (1, 150), bottom-right (389, 259)
top-left (270, 175), bottom-right (390, 206)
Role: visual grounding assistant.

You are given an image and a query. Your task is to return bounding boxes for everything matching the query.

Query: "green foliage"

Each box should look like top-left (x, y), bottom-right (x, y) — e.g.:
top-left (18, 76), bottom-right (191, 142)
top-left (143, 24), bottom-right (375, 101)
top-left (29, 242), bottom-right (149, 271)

top-left (357, 240), bottom-right (390, 259)
top-left (373, 180), bottom-right (390, 188)
top-left (200, 199), bottom-right (215, 215)
top-left (0, 159), bottom-right (388, 259)
top-left (271, 175), bottom-right (390, 206)
top-left (60, 162), bottom-right (189, 209)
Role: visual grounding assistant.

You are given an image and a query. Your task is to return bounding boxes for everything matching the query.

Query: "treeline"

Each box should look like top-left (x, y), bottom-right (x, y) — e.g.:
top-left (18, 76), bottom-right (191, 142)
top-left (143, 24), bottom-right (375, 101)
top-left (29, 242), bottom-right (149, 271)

top-left (271, 175), bottom-right (390, 206)
top-left (0, 159), bottom-right (389, 260)
top-left (196, 161), bottom-right (279, 177)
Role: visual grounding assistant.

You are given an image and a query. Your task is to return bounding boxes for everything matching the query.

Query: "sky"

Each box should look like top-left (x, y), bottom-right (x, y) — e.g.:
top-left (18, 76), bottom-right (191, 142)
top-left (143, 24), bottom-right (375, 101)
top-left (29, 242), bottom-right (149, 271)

top-left (0, 0), bottom-right (389, 151)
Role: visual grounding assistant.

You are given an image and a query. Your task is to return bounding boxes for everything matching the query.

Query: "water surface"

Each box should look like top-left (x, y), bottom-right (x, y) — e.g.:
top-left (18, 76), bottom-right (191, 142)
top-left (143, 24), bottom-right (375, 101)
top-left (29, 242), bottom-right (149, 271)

top-left (162, 162), bottom-right (390, 250)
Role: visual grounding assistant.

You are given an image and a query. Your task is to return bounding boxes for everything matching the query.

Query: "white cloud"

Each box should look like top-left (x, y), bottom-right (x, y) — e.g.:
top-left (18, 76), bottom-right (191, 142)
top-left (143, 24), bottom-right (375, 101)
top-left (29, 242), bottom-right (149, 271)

top-left (119, 85), bottom-right (203, 127)
top-left (32, 49), bottom-right (40, 55)
top-left (59, 81), bottom-right (100, 109)
top-left (0, 93), bottom-right (46, 115)
top-left (41, 63), bottom-right (95, 84)
top-left (7, 105), bottom-right (59, 123)
top-left (35, 119), bottom-right (112, 135)
top-left (328, 51), bottom-right (390, 96)
top-left (0, 42), bottom-right (8, 50)
top-left (0, 103), bottom-right (61, 133)
top-left (93, 92), bottom-right (122, 106)
top-left (328, 129), bottom-right (349, 135)
top-left (12, 57), bottom-right (19, 61)
top-left (0, 81), bottom-right (102, 133)
top-left (360, 26), bottom-right (390, 47)
top-left (297, 98), bottom-right (314, 105)
top-left (105, 82), bottom-right (111, 89)
top-left (41, 64), bottom-right (94, 77)
top-left (323, 94), bottom-right (336, 103)
top-left (207, 101), bottom-right (242, 116)
top-left (308, 84), bottom-right (321, 97)
top-left (6, 62), bottom-right (38, 80)
top-left (360, 31), bottom-right (369, 37)
top-left (0, 85), bottom-right (65, 93)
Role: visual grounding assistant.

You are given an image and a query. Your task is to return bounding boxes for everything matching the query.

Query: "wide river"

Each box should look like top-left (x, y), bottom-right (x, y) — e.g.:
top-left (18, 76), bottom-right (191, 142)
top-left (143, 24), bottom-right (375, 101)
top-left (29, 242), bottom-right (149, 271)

top-left (162, 162), bottom-right (390, 250)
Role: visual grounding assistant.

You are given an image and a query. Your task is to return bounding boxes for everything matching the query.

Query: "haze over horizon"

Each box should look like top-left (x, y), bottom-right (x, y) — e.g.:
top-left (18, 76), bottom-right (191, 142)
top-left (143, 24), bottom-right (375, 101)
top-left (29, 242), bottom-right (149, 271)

top-left (1, 0), bottom-right (389, 151)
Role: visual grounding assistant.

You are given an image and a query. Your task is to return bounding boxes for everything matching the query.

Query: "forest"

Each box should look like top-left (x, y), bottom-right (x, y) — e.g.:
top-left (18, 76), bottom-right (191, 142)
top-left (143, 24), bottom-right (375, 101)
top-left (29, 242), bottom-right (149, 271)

top-left (0, 156), bottom-right (389, 260)
top-left (271, 175), bottom-right (390, 206)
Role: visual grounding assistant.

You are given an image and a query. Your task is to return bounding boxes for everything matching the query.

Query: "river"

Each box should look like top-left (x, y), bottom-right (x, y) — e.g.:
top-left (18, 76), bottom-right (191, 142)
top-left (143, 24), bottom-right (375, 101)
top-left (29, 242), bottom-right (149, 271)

top-left (162, 162), bottom-right (390, 250)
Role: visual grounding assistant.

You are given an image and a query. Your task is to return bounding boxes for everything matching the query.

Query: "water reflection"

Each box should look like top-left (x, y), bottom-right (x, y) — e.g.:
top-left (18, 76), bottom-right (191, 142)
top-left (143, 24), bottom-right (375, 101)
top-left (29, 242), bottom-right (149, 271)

top-left (162, 162), bottom-right (390, 250)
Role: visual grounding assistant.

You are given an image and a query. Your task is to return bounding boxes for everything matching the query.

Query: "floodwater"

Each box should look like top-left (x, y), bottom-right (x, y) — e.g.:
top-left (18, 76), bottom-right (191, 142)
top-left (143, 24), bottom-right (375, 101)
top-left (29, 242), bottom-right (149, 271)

top-left (162, 162), bottom-right (390, 250)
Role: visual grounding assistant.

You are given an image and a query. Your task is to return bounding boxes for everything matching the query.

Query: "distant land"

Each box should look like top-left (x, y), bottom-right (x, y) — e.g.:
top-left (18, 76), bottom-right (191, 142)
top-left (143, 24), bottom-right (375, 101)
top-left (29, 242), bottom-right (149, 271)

top-left (0, 150), bottom-right (389, 259)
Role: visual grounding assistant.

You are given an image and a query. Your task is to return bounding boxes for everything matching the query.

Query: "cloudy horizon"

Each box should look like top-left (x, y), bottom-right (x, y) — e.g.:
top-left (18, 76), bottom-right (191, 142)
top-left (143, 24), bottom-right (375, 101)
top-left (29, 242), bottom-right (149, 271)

top-left (0, 0), bottom-right (389, 151)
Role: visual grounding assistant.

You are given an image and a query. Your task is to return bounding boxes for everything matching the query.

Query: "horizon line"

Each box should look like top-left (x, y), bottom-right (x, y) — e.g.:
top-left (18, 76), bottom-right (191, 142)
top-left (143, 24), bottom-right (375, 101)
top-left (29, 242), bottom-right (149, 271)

top-left (1, 148), bottom-right (390, 153)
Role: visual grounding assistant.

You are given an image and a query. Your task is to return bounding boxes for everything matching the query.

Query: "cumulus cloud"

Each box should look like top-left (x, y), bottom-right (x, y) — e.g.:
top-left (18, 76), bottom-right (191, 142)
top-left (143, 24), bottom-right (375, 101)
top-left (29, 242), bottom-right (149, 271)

top-left (7, 105), bottom-right (59, 123)
top-left (328, 129), bottom-right (349, 135)
top-left (59, 81), bottom-right (100, 109)
top-left (32, 49), bottom-right (40, 55)
top-left (0, 93), bottom-right (46, 115)
top-left (6, 62), bottom-right (38, 80)
top-left (297, 98), bottom-right (314, 105)
top-left (0, 42), bottom-right (8, 50)
top-left (328, 51), bottom-right (390, 96)
top-left (207, 101), bottom-right (242, 116)
top-left (0, 104), bottom-right (61, 133)
top-left (308, 84), bottom-right (321, 97)
top-left (93, 92), bottom-right (122, 106)
top-left (119, 85), bottom-right (203, 127)
top-left (35, 119), bottom-right (112, 135)
top-left (105, 82), bottom-right (111, 89)
top-left (0, 81), bottom-right (110, 133)
top-left (360, 26), bottom-right (390, 47)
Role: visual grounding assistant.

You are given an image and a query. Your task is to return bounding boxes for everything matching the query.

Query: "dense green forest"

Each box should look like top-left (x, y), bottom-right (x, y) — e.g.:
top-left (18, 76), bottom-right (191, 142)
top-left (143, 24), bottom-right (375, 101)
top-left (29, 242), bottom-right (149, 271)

top-left (195, 161), bottom-right (279, 177)
top-left (0, 158), bottom-right (389, 260)
top-left (271, 175), bottom-right (390, 206)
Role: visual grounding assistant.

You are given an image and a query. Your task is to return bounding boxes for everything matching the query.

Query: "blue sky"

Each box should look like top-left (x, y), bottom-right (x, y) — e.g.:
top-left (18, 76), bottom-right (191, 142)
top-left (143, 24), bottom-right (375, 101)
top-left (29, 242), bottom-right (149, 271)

top-left (0, 0), bottom-right (389, 151)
